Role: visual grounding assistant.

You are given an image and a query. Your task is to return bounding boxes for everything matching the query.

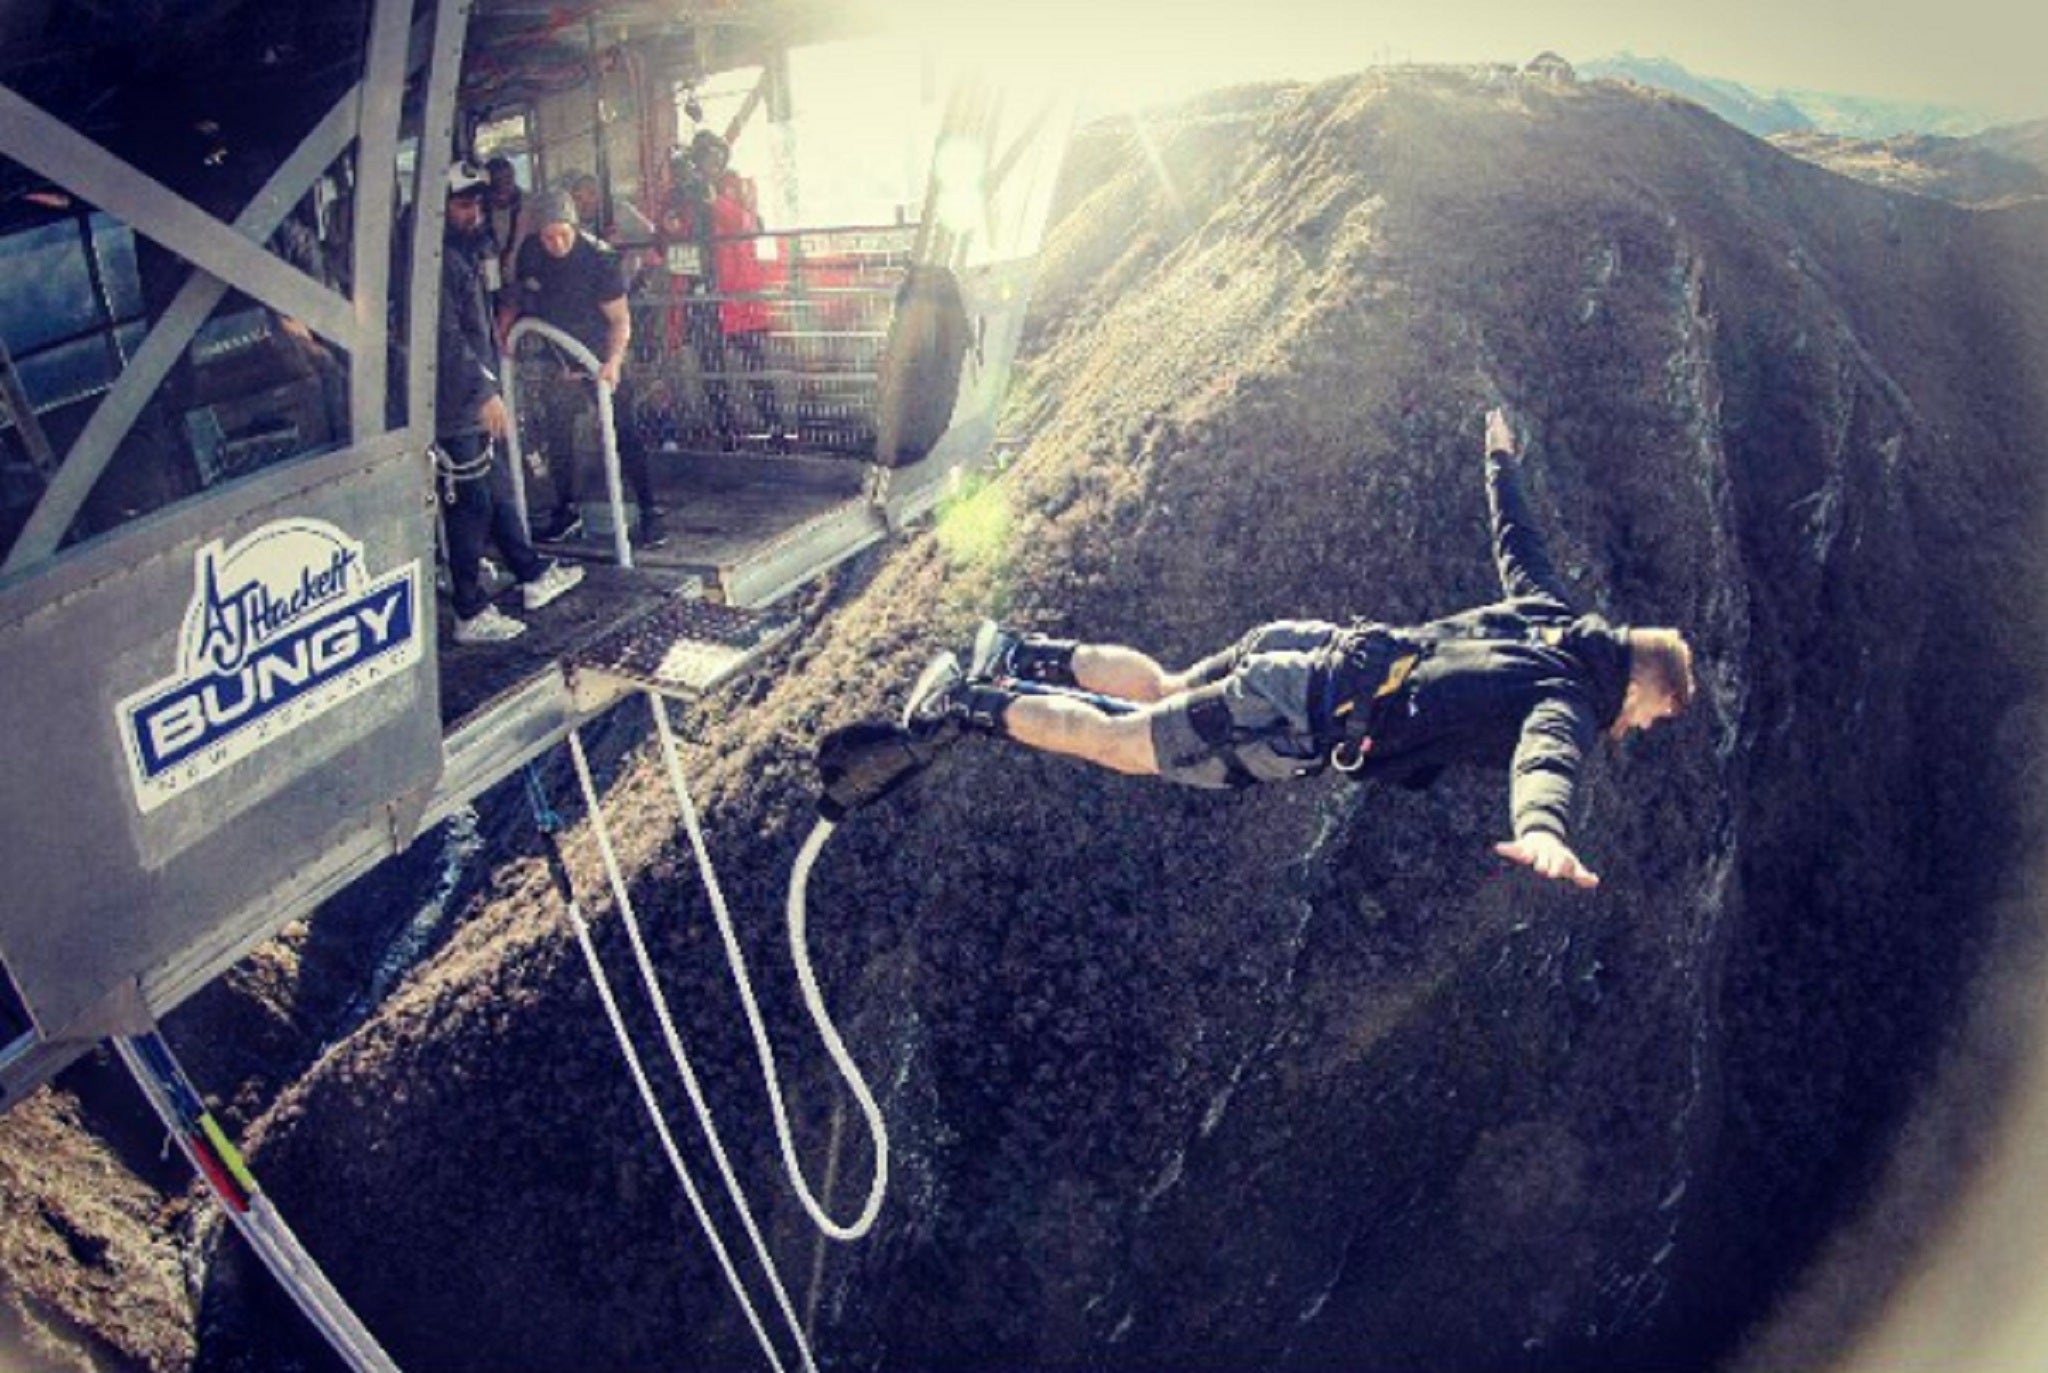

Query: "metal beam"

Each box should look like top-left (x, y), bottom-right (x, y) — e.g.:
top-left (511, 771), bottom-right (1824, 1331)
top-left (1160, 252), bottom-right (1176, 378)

top-left (720, 496), bottom-right (882, 609)
top-left (2, 19), bottom-right (436, 578)
top-left (988, 96), bottom-right (1057, 199)
top-left (723, 64), bottom-right (772, 147)
top-left (407, 0), bottom-right (480, 442)
top-left (347, 0), bottom-right (416, 439)
top-left (0, 87), bottom-right (360, 349)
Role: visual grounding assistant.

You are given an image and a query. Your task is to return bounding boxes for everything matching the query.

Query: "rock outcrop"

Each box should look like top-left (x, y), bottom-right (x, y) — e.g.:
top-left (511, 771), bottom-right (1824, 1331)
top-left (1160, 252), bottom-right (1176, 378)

top-left (0, 1087), bottom-right (193, 1373)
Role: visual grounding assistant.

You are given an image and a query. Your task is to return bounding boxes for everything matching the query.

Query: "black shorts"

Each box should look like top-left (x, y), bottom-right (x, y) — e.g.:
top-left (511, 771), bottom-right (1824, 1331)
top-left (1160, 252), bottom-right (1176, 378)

top-left (1148, 620), bottom-right (1339, 789)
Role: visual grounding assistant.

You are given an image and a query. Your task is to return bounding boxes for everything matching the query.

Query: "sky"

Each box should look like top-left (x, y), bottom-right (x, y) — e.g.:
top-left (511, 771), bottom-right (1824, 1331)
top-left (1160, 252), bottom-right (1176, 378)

top-left (884, 0), bottom-right (2048, 126)
top-left (783, 0), bottom-right (2043, 225)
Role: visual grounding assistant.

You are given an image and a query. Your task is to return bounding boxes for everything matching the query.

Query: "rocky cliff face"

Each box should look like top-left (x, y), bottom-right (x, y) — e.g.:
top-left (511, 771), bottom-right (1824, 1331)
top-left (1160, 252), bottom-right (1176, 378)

top-left (82, 69), bottom-right (2048, 1372)
top-left (0, 1085), bottom-right (192, 1373)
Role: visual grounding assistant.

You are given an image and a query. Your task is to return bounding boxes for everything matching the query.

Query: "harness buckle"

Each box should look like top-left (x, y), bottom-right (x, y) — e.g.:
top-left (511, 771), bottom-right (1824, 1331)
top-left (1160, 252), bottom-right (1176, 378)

top-left (1321, 645), bottom-right (1419, 775)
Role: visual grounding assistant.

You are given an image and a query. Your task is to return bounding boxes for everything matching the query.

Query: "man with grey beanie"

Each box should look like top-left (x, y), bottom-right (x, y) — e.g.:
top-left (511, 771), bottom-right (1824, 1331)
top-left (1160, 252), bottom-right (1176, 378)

top-left (498, 187), bottom-right (665, 546)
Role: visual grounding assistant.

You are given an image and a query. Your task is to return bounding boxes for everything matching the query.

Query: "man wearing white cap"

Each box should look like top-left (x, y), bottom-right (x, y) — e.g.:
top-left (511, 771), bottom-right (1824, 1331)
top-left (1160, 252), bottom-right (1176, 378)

top-left (436, 164), bottom-right (583, 642)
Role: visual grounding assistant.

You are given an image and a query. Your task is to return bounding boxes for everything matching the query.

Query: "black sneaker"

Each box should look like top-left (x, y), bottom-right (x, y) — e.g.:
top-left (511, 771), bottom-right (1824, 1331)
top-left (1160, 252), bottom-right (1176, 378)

top-left (535, 507), bottom-right (584, 542)
top-left (966, 619), bottom-right (1018, 682)
top-left (902, 651), bottom-right (966, 741)
top-left (638, 507), bottom-right (670, 550)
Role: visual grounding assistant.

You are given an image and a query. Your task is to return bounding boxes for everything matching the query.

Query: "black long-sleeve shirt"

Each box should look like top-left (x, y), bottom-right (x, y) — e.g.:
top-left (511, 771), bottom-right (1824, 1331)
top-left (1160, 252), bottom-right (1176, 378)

top-left (1322, 453), bottom-right (1632, 842)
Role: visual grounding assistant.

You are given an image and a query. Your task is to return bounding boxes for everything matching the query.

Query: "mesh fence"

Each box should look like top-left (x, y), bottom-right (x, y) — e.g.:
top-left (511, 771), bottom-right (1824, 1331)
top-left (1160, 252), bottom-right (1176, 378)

top-left (625, 224), bottom-right (915, 457)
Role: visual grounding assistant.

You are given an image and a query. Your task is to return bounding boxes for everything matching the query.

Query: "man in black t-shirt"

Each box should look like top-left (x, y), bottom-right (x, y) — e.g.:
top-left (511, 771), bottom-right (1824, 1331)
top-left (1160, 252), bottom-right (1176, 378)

top-left (483, 156), bottom-right (525, 298)
top-left (499, 189), bottom-right (664, 546)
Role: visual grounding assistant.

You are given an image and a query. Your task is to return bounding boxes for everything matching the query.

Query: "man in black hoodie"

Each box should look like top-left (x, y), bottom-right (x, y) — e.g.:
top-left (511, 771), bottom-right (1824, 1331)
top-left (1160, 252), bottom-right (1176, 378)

top-left (436, 162), bottom-right (582, 644)
top-left (906, 410), bottom-right (1694, 888)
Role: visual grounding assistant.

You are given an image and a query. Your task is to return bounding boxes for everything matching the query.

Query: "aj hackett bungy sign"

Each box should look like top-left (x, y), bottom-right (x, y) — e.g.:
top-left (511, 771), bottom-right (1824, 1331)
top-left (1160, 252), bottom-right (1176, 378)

top-left (118, 519), bottom-right (422, 812)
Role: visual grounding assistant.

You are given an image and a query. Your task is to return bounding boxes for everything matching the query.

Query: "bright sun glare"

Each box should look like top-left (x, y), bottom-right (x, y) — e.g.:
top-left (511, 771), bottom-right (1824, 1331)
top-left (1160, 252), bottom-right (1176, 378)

top-left (772, 18), bottom-right (1076, 235)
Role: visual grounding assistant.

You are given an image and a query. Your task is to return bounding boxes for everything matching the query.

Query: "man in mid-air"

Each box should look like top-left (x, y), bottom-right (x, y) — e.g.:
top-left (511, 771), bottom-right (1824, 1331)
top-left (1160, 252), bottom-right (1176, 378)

top-left (905, 410), bottom-right (1694, 888)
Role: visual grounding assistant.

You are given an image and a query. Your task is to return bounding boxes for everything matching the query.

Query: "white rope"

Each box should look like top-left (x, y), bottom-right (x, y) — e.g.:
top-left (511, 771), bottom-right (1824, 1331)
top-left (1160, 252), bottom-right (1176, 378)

top-left (552, 874), bottom-right (787, 1373)
top-left (567, 729), bottom-right (819, 1373)
top-left (648, 696), bottom-right (890, 1241)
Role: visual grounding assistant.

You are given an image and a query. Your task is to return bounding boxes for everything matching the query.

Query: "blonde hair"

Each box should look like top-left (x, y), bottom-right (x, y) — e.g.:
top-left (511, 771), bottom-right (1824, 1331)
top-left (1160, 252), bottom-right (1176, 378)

top-left (1628, 629), bottom-right (1695, 713)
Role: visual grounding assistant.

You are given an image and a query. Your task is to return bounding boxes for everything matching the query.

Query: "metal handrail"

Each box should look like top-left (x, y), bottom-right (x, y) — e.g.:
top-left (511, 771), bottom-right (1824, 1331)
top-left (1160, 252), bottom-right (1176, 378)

top-left (501, 316), bottom-right (633, 568)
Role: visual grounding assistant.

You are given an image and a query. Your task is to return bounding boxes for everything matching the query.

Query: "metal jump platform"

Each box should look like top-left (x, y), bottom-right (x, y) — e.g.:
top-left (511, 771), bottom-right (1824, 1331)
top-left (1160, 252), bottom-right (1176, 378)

top-left (0, 0), bottom-right (1066, 1110)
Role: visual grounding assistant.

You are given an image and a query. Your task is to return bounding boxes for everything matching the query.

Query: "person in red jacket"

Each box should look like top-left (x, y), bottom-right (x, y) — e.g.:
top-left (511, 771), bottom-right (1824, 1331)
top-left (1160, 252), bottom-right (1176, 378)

top-left (692, 131), bottom-right (786, 449)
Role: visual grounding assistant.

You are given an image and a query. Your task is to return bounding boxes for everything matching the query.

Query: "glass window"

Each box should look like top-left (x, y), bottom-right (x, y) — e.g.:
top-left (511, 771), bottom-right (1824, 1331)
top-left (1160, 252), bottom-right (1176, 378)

top-left (0, 220), bottom-right (101, 356)
top-left (14, 334), bottom-right (119, 413)
top-left (475, 112), bottom-right (536, 191)
top-left (0, 962), bottom-right (31, 1051)
top-left (1, 214), bottom-right (147, 410)
top-left (91, 213), bottom-right (144, 325)
top-left (0, 0), bottom-right (386, 567)
top-left (967, 86), bottom-right (1070, 267)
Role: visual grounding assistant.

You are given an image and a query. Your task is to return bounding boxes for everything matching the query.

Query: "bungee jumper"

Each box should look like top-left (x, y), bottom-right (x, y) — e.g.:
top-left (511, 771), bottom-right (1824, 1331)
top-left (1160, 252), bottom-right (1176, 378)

top-left (824, 409), bottom-right (1694, 889)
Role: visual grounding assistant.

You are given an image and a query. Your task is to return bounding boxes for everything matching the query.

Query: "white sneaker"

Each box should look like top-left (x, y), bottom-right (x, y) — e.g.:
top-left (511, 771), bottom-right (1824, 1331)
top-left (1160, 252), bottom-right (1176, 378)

top-left (454, 605), bottom-right (527, 644)
top-left (521, 560), bottom-right (585, 612)
top-left (901, 651), bottom-right (964, 737)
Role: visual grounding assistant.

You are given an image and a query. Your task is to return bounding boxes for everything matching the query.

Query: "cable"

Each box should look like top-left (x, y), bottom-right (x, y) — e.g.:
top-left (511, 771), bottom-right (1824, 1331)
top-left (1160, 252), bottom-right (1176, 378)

top-left (648, 696), bottom-right (889, 1241)
top-left (114, 1033), bottom-right (399, 1373)
top-left (522, 762), bottom-right (793, 1373)
top-left (562, 734), bottom-right (820, 1373)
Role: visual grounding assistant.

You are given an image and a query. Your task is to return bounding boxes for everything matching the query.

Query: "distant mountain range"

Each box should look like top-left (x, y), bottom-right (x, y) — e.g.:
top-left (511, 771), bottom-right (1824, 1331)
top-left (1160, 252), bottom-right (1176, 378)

top-left (1578, 53), bottom-right (1999, 139)
top-left (1572, 55), bottom-right (2048, 206)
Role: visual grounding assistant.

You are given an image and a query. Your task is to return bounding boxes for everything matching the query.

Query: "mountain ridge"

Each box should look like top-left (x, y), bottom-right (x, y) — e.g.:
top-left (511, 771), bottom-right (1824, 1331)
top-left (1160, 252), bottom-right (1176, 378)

top-left (1579, 53), bottom-right (2007, 139)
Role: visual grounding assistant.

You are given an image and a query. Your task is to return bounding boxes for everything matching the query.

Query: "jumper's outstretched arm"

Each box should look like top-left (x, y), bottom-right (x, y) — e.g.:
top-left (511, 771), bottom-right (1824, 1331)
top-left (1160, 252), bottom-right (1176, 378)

top-left (1485, 408), bottom-right (1575, 608)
